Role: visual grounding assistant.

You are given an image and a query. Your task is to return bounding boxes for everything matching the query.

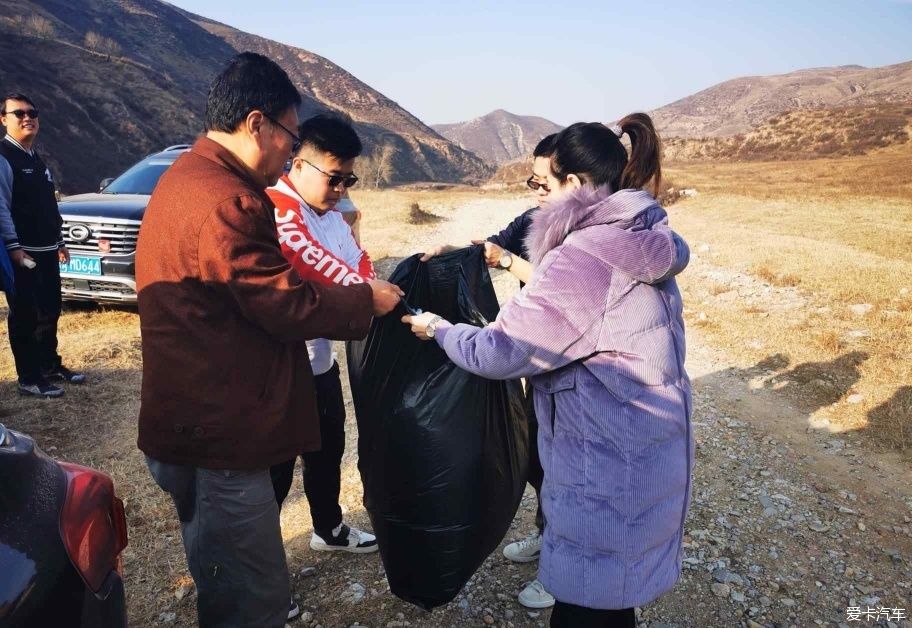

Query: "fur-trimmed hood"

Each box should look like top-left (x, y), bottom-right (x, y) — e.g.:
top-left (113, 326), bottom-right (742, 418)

top-left (525, 186), bottom-right (668, 265)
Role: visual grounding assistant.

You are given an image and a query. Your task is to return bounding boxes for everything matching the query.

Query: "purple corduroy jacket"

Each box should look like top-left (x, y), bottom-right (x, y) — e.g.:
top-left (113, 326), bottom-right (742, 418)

top-left (433, 186), bottom-right (694, 609)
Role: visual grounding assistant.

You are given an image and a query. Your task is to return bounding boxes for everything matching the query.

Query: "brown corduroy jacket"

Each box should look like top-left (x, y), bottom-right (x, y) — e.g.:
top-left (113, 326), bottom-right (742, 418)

top-left (136, 137), bottom-right (373, 469)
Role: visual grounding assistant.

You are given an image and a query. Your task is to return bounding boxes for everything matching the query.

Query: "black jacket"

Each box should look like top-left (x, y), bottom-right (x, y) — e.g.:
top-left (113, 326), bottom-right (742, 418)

top-left (0, 138), bottom-right (62, 252)
top-left (486, 206), bottom-right (538, 262)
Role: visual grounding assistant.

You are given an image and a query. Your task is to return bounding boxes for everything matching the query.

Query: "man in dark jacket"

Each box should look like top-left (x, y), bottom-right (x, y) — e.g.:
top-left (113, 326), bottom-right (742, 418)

top-left (137, 52), bottom-right (402, 627)
top-left (0, 92), bottom-right (84, 398)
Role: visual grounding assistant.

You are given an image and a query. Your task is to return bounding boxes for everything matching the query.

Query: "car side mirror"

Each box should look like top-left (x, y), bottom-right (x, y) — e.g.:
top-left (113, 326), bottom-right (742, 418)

top-left (99, 177), bottom-right (115, 192)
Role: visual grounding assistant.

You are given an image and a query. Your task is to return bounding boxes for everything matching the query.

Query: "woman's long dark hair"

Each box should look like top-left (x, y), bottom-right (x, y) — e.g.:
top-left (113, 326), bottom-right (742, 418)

top-left (549, 113), bottom-right (662, 196)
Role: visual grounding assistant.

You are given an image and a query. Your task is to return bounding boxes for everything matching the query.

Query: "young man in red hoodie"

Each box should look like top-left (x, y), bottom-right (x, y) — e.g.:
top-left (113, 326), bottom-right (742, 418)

top-left (267, 114), bottom-right (378, 563)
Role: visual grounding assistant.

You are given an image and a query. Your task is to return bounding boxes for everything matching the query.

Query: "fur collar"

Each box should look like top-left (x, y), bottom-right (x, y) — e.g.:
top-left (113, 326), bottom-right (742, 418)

top-left (525, 186), bottom-right (664, 265)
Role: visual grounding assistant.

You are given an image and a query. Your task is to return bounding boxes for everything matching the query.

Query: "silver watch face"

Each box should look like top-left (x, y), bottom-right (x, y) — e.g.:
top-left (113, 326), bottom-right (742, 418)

top-left (426, 322), bottom-right (435, 338)
top-left (500, 253), bottom-right (512, 269)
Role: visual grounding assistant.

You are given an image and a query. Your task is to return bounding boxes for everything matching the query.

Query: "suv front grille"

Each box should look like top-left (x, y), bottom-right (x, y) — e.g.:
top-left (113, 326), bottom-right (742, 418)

top-left (60, 218), bottom-right (140, 254)
top-left (61, 278), bottom-right (137, 299)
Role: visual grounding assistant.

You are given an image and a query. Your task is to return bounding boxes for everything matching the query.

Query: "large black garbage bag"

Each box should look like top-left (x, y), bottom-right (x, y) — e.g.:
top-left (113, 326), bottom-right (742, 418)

top-left (346, 246), bottom-right (529, 610)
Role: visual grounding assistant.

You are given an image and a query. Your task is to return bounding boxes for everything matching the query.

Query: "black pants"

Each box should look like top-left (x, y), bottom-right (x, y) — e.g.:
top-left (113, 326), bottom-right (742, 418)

top-left (147, 457), bottom-right (289, 628)
top-left (270, 362), bottom-right (345, 539)
top-left (550, 601), bottom-right (636, 627)
top-left (525, 387), bottom-right (545, 533)
top-left (7, 250), bottom-right (62, 384)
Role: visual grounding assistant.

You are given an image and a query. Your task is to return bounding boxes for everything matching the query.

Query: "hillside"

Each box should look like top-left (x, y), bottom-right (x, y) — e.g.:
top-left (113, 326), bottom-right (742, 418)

top-left (0, 0), bottom-right (490, 193)
top-left (433, 109), bottom-right (562, 165)
top-left (487, 103), bottom-right (912, 172)
top-left (663, 103), bottom-right (912, 162)
top-left (651, 61), bottom-right (912, 138)
top-left (485, 158), bottom-right (531, 188)
top-left (183, 12), bottom-right (491, 187)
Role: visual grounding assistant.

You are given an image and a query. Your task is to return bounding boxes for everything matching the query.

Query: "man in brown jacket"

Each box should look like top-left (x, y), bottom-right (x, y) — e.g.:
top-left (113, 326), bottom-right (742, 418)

top-left (136, 52), bottom-right (402, 627)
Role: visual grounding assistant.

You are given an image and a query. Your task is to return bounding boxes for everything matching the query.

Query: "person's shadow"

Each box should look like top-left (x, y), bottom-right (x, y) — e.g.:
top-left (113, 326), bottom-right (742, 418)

top-left (763, 350), bottom-right (869, 414)
top-left (867, 386), bottom-right (912, 449)
top-left (693, 350), bottom-right (871, 426)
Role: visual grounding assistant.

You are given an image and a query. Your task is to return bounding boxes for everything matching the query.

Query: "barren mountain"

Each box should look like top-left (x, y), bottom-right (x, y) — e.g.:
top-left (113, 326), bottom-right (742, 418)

top-left (0, 0), bottom-right (490, 193)
top-left (183, 12), bottom-right (491, 187)
top-left (433, 109), bottom-right (562, 165)
top-left (651, 61), bottom-right (912, 138)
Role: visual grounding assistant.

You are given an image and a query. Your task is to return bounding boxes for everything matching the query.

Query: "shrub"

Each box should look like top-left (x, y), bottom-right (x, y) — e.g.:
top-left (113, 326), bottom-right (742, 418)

top-left (408, 202), bottom-right (443, 225)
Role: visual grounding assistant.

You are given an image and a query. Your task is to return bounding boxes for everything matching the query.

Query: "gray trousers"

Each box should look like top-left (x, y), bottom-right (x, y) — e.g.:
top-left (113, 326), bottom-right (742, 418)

top-left (146, 457), bottom-right (289, 628)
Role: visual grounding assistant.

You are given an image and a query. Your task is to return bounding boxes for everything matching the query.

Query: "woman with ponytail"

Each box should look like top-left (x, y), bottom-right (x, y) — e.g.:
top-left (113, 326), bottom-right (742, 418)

top-left (403, 113), bottom-right (692, 627)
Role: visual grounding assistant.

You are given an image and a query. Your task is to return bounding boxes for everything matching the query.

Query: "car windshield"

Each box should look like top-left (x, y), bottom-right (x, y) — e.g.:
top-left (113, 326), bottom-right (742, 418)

top-left (102, 158), bottom-right (175, 195)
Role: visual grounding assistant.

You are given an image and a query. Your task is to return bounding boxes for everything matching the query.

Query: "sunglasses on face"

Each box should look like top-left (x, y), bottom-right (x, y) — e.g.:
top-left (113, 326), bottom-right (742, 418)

top-left (526, 176), bottom-right (551, 193)
top-left (4, 109), bottom-right (39, 120)
top-left (263, 113), bottom-right (301, 153)
top-left (302, 159), bottom-right (359, 189)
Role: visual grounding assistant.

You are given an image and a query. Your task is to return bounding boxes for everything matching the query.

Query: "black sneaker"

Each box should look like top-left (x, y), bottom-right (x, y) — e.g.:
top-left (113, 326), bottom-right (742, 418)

top-left (18, 380), bottom-right (64, 398)
top-left (310, 523), bottom-right (378, 553)
top-left (43, 365), bottom-right (86, 384)
top-left (288, 599), bottom-right (300, 620)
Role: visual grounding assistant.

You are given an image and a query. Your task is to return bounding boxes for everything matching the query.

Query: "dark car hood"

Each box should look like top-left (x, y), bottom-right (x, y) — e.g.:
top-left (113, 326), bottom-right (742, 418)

top-left (58, 193), bottom-right (148, 221)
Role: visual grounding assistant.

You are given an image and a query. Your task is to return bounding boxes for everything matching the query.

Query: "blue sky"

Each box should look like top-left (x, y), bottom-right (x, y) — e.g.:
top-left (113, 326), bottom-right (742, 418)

top-left (168, 0), bottom-right (912, 126)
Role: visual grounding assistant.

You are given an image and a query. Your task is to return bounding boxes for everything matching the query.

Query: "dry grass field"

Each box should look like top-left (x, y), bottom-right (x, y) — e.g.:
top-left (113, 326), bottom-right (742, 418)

top-left (0, 141), bottom-right (910, 626)
top-left (663, 103), bottom-right (912, 162)
top-left (665, 140), bottom-right (912, 450)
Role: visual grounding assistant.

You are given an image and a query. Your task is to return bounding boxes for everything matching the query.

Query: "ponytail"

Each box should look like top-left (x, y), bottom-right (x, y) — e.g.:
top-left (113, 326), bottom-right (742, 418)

top-left (549, 113), bottom-right (663, 198)
top-left (618, 113), bottom-right (662, 196)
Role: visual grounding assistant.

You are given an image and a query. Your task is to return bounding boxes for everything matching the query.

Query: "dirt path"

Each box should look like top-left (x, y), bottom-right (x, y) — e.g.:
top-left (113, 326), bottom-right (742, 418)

top-left (645, 328), bottom-right (912, 628)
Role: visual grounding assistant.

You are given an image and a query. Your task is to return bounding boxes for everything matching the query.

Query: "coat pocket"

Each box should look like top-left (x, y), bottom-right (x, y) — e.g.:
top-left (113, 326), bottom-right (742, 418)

top-left (531, 368), bottom-right (578, 435)
top-left (582, 356), bottom-right (649, 405)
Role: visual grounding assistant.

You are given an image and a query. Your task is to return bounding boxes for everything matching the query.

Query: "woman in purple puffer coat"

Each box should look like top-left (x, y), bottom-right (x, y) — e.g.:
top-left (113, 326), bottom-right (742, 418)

top-left (403, 114), bottom-right (693, 628)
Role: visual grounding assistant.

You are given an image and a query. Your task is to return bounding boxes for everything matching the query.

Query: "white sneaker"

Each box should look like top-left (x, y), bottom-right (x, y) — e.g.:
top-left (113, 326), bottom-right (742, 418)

top-left (310, 523), bottom-right (379, 553)
top-left (287, 599), bottom-right (300, 620)
top-left (503, 531), bottom-right (542, 563)
top-left (518, 579), bottom-right (555, 609)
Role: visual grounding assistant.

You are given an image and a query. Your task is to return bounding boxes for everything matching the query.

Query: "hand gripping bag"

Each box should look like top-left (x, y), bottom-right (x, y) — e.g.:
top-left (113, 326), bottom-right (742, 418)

top-left (346, 246), bottom-right (528, 610)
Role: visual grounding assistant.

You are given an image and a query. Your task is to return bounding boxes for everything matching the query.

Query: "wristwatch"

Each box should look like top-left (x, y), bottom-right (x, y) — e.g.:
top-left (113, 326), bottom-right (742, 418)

top-left (499, 251), bottom-right (513, 270)
top-left (425, 315), bottom-right (443, 339)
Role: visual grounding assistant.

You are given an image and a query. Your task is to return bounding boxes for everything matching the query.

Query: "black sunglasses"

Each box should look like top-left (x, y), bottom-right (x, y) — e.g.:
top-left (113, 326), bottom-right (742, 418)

top-left (263, 113), bottom-right (301, 153)
top-left (3, 109), bottom-right (39, 120)
top-left (302, 159), bottom-right (359, 189)
top-left (526, 176), bottom-right (551, 193)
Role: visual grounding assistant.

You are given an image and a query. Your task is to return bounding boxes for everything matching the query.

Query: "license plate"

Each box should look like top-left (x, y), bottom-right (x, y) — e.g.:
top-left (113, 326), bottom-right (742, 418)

top-left (60, 256), bottom-right (102, 276)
